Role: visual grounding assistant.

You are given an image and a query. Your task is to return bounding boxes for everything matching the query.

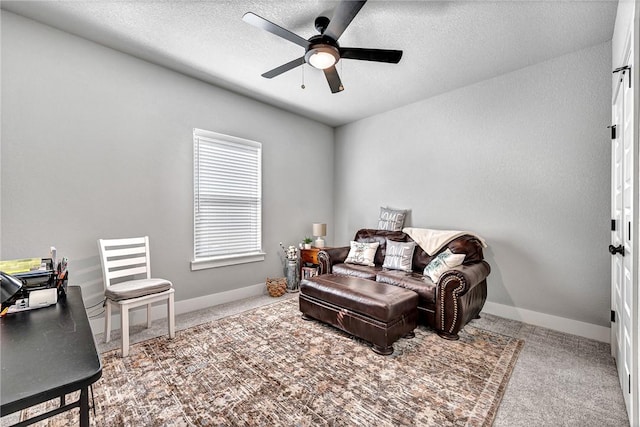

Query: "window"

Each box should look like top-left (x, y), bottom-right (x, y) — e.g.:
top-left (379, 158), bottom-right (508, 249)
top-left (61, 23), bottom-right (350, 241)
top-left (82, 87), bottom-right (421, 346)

top-left (191, 129), bottom-right (264, 270)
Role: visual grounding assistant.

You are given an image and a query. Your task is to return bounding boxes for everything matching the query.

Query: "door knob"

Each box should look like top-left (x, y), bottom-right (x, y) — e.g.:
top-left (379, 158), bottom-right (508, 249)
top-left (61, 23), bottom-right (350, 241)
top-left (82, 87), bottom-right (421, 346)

top-left (609, 244), bottom-right (625, 256)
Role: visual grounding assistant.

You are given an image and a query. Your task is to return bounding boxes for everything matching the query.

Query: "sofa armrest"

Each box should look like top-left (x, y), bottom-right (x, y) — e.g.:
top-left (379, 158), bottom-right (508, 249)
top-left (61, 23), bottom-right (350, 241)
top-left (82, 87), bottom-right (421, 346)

top-left (317, 246), bottom-right (350, 275)
top-left (440, 261), bottom-right (491, 295)
top-left (435, 261), bottom-right (491, 339)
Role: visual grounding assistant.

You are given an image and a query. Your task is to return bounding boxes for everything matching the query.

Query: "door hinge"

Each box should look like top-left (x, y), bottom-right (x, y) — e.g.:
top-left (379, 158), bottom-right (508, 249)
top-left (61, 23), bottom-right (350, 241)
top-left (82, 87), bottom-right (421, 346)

top-left (613, 65), bottom-right (632, 89)
top-left (629, 222), bottom-right (632, 241)
top-left (611, 219), bottom-right (617, 231)
top-left (629, 374), bottom-right (631, 394)
top-left (611, 310), bottom-right (616, 322)
top-left (608, 124), bottom-right (617, 139)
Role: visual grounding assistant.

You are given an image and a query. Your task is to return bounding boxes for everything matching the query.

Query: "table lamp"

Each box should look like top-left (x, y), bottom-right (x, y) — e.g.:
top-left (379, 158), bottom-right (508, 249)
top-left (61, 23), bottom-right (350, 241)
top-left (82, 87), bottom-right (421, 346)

top-left (313, 223), bottom-right (327, 248)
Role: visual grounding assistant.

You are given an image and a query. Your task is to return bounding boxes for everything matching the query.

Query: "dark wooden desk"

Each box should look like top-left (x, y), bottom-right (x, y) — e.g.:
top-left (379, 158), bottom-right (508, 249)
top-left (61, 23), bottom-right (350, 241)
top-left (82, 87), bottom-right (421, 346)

top-left (1, 286), bottom-right (102, 426)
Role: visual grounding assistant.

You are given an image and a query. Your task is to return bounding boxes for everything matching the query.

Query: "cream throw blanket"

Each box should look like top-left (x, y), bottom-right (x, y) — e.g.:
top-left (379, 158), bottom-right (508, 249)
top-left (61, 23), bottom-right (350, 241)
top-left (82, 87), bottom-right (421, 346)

top-left (403, 227), bottom-right (488, 256)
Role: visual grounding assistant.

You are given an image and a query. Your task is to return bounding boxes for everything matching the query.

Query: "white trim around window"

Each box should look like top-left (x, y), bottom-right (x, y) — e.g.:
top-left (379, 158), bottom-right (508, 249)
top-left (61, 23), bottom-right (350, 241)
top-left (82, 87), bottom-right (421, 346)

top-left (191, 129), bottom-right (264, 270)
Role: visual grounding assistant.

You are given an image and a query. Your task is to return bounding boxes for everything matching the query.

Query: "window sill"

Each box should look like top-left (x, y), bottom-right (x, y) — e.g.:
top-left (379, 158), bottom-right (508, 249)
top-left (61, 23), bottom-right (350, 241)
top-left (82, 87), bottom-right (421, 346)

top-left (191, 252), bottom-right (266, 271)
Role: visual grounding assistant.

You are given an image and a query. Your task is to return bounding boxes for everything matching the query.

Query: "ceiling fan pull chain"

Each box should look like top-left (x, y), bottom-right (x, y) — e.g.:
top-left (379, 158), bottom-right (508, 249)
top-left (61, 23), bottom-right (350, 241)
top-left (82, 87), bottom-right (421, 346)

top-left (301, 65), bottom-right (306, 89)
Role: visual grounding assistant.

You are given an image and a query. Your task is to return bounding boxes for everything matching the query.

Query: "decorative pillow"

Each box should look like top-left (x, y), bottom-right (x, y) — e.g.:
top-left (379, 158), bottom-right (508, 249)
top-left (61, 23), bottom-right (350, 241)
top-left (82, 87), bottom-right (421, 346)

top-left (345, 241), bottom-right (380, 266)
top-left (382, 239), bottom-right (416, 272)
top-left (423, 249), bottom-right (466, 282)
top-left (378, 206), bottom-right (407, 231)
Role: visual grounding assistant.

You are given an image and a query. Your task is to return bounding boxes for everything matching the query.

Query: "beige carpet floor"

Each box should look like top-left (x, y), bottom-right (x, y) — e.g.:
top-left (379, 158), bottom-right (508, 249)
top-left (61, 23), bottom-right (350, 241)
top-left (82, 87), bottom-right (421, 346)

top-left (17, 298), bottom-right (523, 426)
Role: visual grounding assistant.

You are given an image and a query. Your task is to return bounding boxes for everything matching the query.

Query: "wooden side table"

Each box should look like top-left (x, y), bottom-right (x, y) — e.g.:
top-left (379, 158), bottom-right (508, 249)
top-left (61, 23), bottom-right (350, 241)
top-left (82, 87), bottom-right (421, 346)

top-left (300, 247), bottom-right (328, 279)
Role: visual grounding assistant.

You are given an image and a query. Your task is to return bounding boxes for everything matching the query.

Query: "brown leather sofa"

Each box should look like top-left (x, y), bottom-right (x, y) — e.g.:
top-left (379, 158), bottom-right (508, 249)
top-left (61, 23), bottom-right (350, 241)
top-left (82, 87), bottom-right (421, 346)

top-left (317, 229), bottom-right (490, 339)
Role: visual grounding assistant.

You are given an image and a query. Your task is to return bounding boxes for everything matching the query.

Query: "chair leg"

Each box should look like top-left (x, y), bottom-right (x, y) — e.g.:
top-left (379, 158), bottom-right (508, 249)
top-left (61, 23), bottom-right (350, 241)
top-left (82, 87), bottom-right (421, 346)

top-left (121, 306), bottom-right (130, 357)
top-left (168, 293), bottom-right (175, 339)
top-left (146, 303), bottom-right (152, 328)
top-left (104, 302), bottom-right (112, 343)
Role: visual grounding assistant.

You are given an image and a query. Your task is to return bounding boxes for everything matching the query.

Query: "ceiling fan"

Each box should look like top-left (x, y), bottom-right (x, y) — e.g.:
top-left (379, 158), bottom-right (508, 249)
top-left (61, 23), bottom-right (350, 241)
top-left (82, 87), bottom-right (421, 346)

top-left (242, 0), bottom-right (403, 94)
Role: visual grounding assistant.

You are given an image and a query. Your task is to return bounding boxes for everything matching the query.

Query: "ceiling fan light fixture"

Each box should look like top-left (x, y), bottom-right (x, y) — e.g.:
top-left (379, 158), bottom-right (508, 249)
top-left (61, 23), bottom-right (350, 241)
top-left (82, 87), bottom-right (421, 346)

top-left (305, 45), bottom-right (340, 69)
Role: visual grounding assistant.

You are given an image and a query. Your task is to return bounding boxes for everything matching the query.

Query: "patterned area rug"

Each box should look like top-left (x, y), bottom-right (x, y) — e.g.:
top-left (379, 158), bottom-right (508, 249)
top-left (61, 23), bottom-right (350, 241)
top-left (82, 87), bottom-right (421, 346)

top-left (20, 298), bottom-right (523, 426)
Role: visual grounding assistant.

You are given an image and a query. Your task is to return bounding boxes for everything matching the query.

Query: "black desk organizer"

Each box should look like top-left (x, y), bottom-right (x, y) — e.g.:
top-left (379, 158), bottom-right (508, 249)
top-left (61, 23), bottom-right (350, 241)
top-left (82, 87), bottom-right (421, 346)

top-left (13, 257), bottom-right (68, 301)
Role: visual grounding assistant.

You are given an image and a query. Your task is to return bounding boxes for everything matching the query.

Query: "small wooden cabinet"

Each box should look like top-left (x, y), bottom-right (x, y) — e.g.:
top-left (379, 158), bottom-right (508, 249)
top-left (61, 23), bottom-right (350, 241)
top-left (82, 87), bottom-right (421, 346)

top-left (300, 247), bottom-right (321, 266)
top-left (300, 247), bottom-right (326, 279)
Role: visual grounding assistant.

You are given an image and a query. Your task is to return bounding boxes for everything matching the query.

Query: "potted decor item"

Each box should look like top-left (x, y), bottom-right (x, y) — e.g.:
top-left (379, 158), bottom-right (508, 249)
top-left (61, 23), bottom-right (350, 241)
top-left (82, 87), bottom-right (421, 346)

top-left (279, 242), bottom-right (300, 293)
top-left (265, 277), bottom-right (287, 297)
top-left (303, 237), bottom-right (313, 250)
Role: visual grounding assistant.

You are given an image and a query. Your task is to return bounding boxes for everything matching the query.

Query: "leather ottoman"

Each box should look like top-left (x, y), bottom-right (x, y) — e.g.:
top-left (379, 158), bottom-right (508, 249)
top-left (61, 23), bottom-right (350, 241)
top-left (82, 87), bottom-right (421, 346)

top-left (299, 274), bottom-right (418, 355)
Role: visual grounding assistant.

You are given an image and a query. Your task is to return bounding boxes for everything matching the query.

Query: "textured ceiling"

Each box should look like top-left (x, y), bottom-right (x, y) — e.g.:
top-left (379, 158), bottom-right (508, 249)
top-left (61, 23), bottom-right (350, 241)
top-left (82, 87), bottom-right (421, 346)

top-left (1, 1), bottom-right (617, 127)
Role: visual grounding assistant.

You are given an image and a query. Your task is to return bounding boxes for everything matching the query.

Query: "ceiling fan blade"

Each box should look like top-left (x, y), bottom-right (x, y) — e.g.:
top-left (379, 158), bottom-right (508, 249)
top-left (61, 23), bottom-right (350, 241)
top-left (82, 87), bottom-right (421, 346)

top-left (339, 47), bottom-right (403, 63)
top-left (242, 12), bottom-right (310, 49)
top-left (261, 57), bottom-right (306, 79)
top-left (323, 66), bottom-right (344, 93)
top-left (324, 0), bottom-right (367, 41)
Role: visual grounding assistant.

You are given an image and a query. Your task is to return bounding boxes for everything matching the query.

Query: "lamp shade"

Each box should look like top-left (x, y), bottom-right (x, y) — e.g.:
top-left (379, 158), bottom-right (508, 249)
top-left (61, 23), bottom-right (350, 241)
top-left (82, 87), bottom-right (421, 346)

top-left (312, 223), bottom-right (327, 237)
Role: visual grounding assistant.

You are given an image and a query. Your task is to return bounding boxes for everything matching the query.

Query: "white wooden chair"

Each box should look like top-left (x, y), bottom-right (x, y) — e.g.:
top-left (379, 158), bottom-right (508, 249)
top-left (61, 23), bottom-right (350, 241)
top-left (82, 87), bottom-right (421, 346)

top-left (97, 236), bottom-right (175, 357)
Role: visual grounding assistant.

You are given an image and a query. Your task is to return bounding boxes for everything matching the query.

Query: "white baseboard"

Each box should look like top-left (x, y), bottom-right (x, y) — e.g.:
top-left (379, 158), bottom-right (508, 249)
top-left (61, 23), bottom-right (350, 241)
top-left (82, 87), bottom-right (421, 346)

top-left (482, 301), bottom-right (610, 343)
top-left (89, 282), bottom-right (266, 335)
top-left (90, 286), bottom-right (610, 344)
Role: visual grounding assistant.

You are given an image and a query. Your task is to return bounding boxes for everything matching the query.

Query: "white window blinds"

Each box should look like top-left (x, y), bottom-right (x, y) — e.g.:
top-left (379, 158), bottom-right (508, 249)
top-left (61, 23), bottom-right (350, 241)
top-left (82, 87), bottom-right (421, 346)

top-left (193, 129), bottom-right (263, 268)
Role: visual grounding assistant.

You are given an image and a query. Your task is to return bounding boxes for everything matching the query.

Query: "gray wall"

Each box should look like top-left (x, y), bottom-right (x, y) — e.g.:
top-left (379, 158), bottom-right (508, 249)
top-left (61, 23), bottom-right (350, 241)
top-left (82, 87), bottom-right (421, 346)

top-left (1, 12), bottom-right (334, 305)
top-left (1, 10), bottom-right (613, 328)
top-left (334, 42), bottom-right (612, 327)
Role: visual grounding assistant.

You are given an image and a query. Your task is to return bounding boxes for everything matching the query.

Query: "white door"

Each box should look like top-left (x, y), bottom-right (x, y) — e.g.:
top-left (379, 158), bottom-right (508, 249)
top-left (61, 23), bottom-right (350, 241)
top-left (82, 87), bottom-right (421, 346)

top-left (611, 67), bottom-right (623, 361)
top-left (611, 34), bottom-right (635, 424)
